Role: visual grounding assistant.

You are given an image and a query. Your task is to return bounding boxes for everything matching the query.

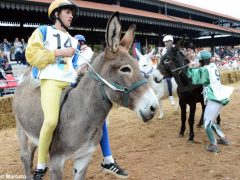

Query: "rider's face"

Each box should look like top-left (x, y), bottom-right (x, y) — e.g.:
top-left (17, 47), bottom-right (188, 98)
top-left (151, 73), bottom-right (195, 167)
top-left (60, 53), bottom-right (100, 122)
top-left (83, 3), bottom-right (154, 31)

top-left (164, 40), bottom-right (173, 47)
top-left (80, 41), bottom-right (85, 46)
top-left (58, 9), bottom-right (74, 28)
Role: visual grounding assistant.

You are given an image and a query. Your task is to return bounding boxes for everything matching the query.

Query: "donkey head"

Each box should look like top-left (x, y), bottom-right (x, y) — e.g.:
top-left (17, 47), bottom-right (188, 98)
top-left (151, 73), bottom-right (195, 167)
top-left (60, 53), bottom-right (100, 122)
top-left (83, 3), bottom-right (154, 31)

top-left (135, 48), bottom-right (156, 78)
top-left (158, 41), bottom-right (189, 78)
top-left (156, 40), bottom-right (197, 92)
top-left (99, 12), bottom-right (158, 121)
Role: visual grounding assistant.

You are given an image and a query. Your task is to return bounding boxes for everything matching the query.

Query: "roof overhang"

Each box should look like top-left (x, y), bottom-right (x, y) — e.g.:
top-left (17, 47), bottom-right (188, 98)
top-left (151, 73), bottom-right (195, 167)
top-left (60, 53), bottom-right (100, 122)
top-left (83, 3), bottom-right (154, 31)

top-left (1, 0), bottom-right (240, 37)
top-left (72, 0), bottom-right (240, 37)
top-left (0, 0), bottom-right (48, 12)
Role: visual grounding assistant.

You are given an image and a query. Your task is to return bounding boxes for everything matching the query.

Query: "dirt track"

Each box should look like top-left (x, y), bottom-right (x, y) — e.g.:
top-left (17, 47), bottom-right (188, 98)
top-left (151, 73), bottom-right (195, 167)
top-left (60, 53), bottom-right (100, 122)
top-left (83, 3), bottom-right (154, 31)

top-left (0, 83), bottom-right (240, 180)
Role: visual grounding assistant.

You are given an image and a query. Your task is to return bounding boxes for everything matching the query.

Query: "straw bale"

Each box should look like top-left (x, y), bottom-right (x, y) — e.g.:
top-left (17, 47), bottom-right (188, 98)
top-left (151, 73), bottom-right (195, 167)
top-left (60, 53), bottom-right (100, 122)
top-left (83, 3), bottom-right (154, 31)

top-left (221, 70), bottom-right (240, 84)
top-left (0, 96), bottom-right (15, 130)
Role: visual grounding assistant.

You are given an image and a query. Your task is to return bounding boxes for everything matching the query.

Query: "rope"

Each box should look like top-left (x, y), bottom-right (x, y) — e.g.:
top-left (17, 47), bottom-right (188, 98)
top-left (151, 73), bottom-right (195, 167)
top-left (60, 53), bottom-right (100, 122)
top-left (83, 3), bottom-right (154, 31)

top-left (171, 64), bottom-right (189, 73)
top-left (75, 49), bottom-right (125, 92)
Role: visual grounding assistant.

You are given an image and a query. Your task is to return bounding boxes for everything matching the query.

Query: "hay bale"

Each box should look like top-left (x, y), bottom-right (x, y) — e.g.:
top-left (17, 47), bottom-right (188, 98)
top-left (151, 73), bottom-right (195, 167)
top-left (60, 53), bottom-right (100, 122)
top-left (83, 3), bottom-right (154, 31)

top-left (0, 113), bottom-right (15, 130)
top-left (0, 96), bottom-right (13, 113)
top-left (235, 71), bottom-right (240, 81)
top-left (0, 96), bottom-right (16, 130)
top-left (220, 72), bottom-right (229, 84)
top-left (220, 70), bottom-right (240, 84)
top-left (228, 72), bottom-right (236, 83)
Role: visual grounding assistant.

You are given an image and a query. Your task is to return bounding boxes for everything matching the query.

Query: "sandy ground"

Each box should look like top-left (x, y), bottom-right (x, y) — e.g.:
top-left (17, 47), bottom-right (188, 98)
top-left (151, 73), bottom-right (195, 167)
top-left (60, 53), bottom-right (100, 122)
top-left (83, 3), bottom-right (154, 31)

top-left (0, 83), bottom-right (240, 180)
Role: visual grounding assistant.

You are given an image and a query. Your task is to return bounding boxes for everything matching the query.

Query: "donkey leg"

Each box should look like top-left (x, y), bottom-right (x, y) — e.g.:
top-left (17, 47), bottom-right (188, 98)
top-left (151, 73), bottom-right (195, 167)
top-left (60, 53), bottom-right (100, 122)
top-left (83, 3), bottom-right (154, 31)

top-left (29, 141), bottom-right (37, 170)
top-left (188, 103), bottom-right (196, 142)
top-left (16, 125), bottom-right (33, 179)
top-left (197, 101), bottom-right (205, 128)
top-left (73, 154), bottom-right (93, 180)
top-left (49, 155), bottom-right (65, 180)
top-left (179, 101), bottom-right (187, 137)
top-left (158, 100), bottom-right (164, 119)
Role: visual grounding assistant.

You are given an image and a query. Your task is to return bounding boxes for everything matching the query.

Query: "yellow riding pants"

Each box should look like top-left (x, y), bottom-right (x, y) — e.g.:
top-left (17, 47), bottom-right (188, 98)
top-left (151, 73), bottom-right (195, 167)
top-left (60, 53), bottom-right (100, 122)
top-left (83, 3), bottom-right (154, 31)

top-left (38, 79), bottom-right (70, 164)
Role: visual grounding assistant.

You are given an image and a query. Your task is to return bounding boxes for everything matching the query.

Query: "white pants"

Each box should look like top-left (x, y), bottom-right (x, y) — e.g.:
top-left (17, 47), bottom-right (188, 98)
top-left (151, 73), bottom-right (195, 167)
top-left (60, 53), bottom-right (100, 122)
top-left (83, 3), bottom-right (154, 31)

top-left (204, 100), bottom-right (225, 145)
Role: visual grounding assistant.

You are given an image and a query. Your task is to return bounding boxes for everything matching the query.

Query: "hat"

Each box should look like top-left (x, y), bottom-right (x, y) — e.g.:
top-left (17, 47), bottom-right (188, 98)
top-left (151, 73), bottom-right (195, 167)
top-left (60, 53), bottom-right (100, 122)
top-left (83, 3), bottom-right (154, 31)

top-left (74, 34), bottom-right (86, 42)
top-left (196, 50), bottom-right (211, 61)
top-left (48, 0), bottom-right (76, 21)
top-left (163, 35), bottom-right (173, 42)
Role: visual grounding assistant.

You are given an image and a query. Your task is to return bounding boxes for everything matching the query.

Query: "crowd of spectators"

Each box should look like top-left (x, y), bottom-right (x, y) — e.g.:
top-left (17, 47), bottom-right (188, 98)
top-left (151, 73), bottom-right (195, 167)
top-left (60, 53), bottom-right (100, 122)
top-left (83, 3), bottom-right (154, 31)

top-left (215, 46), bottom-right (240, 59)
top-left (145, 44), bottom-right (240, 71)
top-left (181, 46), bottom-right (240, 70)
top-left (1, 37), bottom-right (239, 71)
top-left (0, 37), bottom-right (27, 66)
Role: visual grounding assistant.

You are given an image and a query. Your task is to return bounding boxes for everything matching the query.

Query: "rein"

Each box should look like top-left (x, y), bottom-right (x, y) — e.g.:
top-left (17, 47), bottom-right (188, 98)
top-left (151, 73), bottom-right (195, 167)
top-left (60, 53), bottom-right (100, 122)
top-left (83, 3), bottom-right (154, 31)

top-left (171, 64), bottom-right (188, 73)
top-left (163, 52), bottom-right (189, 75)
top-left (141, 66), bottom-right (154, 78)
top-left (75, 49), bottom-right (147, 107)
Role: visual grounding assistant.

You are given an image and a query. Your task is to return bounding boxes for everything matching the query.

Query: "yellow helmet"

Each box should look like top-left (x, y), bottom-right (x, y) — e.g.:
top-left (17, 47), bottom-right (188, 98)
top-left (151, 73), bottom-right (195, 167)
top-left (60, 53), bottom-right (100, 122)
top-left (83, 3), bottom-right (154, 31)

top-left (48, 0), bottom-right (76, 20)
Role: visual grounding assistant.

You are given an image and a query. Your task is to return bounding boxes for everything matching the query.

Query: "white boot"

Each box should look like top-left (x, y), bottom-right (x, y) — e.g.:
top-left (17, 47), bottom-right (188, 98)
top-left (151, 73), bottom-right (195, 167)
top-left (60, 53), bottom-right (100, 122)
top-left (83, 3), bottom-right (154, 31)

top-left (169, 96), bottom-right (175, 105)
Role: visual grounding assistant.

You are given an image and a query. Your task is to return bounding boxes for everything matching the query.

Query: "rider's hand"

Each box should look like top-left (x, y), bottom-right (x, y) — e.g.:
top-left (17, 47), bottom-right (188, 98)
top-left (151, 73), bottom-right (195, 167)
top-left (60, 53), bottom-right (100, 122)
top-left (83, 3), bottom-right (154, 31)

top-left (54, 48), bottom-right (76, 58)
top-left (188, 61), bottom-right (198, 68)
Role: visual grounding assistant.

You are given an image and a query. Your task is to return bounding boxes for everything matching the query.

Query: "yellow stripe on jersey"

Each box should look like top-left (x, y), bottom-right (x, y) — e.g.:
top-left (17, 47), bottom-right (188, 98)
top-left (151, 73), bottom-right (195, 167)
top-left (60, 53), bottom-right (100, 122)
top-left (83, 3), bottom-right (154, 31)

top-left (25, 28), bottom-right (56, 69)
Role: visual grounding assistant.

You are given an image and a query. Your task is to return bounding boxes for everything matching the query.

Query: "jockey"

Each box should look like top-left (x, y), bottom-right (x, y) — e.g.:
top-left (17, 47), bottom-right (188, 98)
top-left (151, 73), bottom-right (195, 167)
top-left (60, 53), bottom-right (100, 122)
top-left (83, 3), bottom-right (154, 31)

top-left (74, 34), bottom-right (86, 50)
top-left (74, 34), bottom-right (129, 178)
top-left (161, 35), bottom-right (175, 105)
top-left (74, 34), bottom-right (93, 70)
top-left (186, 50), bottom-right (233, 153)
top-left (161, 35), bottom-right (174, 56)
top-left (25, 0), bottom-right (78, 179)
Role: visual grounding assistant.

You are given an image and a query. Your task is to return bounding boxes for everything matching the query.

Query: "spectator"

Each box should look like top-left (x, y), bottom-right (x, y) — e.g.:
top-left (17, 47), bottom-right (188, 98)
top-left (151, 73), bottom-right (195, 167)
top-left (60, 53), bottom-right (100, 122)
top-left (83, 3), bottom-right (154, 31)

top-left (21, 38), bottom-right (27, 65)
top-left (3, 38), bottom-right (11, 64)
top-left (186, 47), bottom-right (196, 62)
top-left (0, 51), bottom-right (6, 66)
top-left (14, 37), bottom-right (23, 64)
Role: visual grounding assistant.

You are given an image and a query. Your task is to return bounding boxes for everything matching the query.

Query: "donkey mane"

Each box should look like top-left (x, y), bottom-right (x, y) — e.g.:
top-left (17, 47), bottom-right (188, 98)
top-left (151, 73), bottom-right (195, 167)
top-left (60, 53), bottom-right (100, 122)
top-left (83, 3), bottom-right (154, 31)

top-left (74, 52), bottom-right (101, 85)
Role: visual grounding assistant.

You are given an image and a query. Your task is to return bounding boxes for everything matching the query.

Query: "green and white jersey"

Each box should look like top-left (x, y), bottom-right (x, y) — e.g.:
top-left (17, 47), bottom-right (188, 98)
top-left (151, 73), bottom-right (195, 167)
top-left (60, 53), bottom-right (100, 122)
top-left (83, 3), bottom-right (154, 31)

top-left (186, 63), bottom-right (233, 105)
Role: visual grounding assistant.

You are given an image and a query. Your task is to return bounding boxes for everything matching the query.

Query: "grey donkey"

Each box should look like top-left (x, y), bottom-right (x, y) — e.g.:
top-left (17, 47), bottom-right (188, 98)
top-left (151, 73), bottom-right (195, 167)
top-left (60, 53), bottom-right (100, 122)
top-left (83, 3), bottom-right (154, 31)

top-left (13, 12), bottom-right (159, 180)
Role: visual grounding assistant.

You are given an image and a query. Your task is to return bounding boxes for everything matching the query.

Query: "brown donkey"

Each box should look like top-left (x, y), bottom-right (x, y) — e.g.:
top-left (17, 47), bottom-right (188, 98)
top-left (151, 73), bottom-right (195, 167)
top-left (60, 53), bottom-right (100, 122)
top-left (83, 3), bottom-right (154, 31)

top-left (13, 12), bottom-right (158, 180)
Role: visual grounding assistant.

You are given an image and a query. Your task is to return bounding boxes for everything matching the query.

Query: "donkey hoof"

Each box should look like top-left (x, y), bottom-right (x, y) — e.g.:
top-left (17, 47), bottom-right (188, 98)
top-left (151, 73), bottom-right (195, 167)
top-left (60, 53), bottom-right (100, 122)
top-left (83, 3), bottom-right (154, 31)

top-left (188, 139), bottom-right (194, 143)
top-left (178, 133), bottom-right (184, 137)
top-left (158, 115), bottom-right (164, 119)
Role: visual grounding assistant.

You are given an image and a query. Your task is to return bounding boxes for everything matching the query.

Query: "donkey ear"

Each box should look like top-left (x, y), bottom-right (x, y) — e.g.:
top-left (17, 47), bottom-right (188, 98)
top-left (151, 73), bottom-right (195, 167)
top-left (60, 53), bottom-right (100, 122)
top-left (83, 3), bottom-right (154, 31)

top-left (175, 38), bottom-right (185, 49)
top-left (147, 49), bottom-right (155, 58)
top-left (135, 47), bottom-right (143, 59)
top-left (105, 12), bottom-right (122, 53)
top-left (120, 24), bottom-right (136, 51)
